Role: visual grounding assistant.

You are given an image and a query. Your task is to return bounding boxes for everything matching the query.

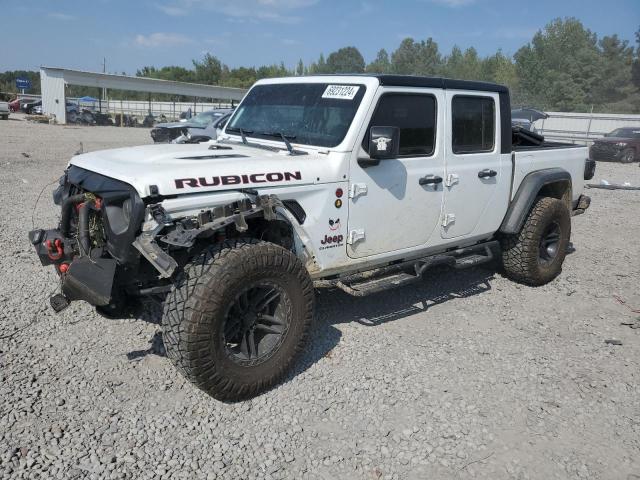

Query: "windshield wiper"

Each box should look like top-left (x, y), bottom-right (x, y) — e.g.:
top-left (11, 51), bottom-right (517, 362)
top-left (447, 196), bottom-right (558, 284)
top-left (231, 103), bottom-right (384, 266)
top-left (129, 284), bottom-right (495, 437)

top-left (259, 132), bottom-right (306, 155)
top-left (226, 126), bottom-right (253, 144)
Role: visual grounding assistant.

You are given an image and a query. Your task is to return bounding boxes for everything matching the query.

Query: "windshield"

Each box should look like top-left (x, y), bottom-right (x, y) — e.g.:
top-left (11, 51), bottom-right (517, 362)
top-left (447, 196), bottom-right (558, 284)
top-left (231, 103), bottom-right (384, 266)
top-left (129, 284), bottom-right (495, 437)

top-left (608, 128), bottom-right (639, 138)
top-left (190, 111), bottom-right (221, 126)
top-left (226, 83), bottom-right (366, 148)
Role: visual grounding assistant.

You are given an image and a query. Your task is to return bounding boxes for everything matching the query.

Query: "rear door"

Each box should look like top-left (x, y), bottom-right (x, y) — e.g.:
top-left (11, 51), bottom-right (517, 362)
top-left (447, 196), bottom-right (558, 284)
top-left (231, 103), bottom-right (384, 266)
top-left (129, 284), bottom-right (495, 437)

top-left (440, 92), bottom-right (509, 239)
top-left (347, 88), bottom-right (445, 258)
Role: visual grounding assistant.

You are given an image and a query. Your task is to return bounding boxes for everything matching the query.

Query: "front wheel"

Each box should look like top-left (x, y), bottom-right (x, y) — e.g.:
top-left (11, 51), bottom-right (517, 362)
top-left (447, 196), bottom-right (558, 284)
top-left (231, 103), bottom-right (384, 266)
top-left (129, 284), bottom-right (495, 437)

top-left (500, 197), bottom-right (571, 286)
top-left (620, 148), bottom-right (635, 164)
top-left (162, 239), bottom-right (314, 401)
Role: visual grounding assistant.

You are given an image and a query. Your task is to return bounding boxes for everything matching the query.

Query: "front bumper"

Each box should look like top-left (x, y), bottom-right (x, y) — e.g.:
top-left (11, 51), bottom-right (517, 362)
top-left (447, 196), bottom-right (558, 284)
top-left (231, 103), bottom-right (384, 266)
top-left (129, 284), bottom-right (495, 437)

top-left (589, 144), bottom-right (624, 161)
top-left (29, 166), bottom-right (145, 309)
top-left (29, 227), bottom-right (117, 306)
top-left (151, 127), bottom-right (181, 143)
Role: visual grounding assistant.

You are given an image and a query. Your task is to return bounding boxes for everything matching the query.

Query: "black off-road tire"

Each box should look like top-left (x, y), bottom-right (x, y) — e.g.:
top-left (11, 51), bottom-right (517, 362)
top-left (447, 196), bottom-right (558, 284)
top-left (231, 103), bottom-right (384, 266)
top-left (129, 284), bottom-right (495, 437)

top-left (500, 197), bottom-right (571, 286)
top-left (162, 238), bottom-right (314, 402)
top-left (620, 148), bottom-right (635, 164)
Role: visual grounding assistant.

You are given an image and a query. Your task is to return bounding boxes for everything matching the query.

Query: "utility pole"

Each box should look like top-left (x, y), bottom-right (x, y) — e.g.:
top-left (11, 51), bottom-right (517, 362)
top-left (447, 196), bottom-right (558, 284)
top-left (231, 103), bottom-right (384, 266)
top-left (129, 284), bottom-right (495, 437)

top-left (102, 57), bottom-right (107, 113)
top-left (102, 57), bottom-right (107, 100)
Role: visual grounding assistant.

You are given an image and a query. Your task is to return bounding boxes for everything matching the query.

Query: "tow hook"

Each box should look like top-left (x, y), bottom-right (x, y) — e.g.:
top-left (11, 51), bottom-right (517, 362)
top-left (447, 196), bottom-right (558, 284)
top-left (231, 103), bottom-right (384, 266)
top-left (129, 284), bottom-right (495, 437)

top-left (46, 238), bottom-right (64, 260)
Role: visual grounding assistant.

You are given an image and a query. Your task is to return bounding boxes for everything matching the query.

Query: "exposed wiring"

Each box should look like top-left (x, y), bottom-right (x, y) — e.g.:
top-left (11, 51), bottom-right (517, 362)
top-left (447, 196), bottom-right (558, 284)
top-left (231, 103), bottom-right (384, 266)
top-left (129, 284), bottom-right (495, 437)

top-left (31, 179), bottom-right (59, 230)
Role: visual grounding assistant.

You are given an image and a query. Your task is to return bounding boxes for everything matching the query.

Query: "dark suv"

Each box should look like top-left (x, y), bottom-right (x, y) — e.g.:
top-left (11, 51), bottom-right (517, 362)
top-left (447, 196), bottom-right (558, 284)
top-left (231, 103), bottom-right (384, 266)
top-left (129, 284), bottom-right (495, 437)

top-left (590, 128), bottom-right (640, 163)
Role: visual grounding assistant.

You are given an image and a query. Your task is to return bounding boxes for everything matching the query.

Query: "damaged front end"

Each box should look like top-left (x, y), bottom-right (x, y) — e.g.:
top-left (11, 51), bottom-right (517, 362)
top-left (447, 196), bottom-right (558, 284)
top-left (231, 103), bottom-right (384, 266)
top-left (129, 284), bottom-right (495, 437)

top-left (29, 166), bottom-right (146, 312)
top-left (29, 165), bottom-right (286, 314)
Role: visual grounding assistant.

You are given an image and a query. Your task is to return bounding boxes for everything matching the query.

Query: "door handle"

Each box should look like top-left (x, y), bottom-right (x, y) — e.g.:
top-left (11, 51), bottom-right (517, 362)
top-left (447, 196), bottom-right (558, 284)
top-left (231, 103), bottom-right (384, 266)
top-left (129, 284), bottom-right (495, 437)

top-left (478, 169), bottom-right (497, 178)
top-left (419, 175), bottom-right (443, 186)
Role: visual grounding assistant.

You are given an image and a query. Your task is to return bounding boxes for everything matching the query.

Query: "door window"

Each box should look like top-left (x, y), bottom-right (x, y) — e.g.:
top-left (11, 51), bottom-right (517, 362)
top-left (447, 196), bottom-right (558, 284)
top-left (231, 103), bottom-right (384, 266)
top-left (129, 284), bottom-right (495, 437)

top-left (451, 96), bottom-right (495, 154)
top-left (364, 94), bottom-right (436, 157)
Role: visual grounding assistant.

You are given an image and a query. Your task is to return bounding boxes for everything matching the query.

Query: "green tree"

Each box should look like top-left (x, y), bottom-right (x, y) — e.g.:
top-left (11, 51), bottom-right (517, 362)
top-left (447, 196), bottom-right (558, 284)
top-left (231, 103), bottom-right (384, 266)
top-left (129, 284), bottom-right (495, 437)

top-left (366, 49), bottom-right (391, 73)
top-left (514, 18), bottom-right (601, 111)
top-left (443, 46), bottom-right (481, 80)
top-left (481, 50), bottom-right (518, 89)
top-left (632, 26), bottom-right (640, 90)
top-left (391, 37), bottom-right (442, 75)
top-left (325, 47), bottom-right (365, 74)
top-left (192, 53), bottom-right (223, 85)
top-left (593, 35), bottom-right (634, 104)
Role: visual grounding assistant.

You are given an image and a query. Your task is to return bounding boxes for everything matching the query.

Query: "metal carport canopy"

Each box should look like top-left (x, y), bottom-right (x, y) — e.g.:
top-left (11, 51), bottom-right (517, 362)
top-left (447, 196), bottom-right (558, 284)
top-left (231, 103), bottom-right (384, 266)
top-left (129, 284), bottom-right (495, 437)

top-left (40, 66), bottom-right (247, 124)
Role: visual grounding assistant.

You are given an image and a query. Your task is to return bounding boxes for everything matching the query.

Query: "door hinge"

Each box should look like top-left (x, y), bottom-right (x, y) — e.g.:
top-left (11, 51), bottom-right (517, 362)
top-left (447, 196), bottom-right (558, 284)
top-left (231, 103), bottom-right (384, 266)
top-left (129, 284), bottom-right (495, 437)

top-left (445, 173), bottom-right (459, 187)
top-left (347, 229), bottom-right (366, 245)
top-left (442, 213), bottom-right (456, 227)
top-left (348, 183), bottom-right (368, 199)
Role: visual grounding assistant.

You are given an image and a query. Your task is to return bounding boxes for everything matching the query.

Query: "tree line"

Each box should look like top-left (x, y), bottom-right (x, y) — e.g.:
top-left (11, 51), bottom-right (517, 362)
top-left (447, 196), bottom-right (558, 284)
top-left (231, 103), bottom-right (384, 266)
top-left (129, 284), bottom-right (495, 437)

top-left (1, 18), bottom-right (639, 113)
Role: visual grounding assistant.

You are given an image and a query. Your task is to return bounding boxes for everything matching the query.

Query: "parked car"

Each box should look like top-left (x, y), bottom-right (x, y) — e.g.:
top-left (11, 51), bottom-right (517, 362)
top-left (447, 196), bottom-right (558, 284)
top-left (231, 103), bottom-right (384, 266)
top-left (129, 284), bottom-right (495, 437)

top-left (21, 99), bottom-right (41, 114)
top-left (29, 75), bottom-right (593, 401)
top-left (589, 127), bottom-right (640, 163)
top-left (8, 97), bottom-right (22, 112)
top-left (32, 101), bottom-right (80, 119)
top-left (0, 101), bottom-right (9, 120)
top-left (150, 109), bottom-right (233, 143)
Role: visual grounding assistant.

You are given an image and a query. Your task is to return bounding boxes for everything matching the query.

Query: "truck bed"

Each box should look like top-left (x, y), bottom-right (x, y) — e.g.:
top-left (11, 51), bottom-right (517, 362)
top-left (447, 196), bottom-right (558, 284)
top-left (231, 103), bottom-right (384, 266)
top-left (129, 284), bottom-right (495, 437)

top-left (511, 142), bottom-right (588, 204)
top-left (513, 141), bottom-right (583, 152)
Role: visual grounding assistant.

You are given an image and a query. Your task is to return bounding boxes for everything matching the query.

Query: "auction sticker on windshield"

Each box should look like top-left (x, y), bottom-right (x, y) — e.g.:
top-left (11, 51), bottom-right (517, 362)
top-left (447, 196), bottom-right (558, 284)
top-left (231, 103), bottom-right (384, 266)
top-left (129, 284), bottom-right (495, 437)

top-left (322, 85), bottom-right (360, 100)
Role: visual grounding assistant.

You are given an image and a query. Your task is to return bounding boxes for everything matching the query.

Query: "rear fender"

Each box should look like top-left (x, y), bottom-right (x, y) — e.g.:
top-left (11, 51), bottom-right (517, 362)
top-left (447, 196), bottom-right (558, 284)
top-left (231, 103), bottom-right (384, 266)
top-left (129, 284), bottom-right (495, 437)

top-left (500, 168), bottom-right (572, 235)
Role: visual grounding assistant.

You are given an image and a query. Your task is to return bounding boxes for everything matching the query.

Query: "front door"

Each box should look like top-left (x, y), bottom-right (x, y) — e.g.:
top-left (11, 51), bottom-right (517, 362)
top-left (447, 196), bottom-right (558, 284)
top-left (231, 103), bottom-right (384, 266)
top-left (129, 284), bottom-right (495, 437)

top-left (347, 89), bottom-right (445, 259)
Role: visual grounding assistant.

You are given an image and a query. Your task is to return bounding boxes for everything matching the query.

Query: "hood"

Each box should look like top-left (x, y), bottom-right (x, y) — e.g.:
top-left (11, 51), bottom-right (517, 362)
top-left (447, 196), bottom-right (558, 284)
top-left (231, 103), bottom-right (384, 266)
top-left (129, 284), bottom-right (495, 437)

top-left (153, 121), bottom-right (205, 130)
top-left (69, 142), bottom-right (343, 198)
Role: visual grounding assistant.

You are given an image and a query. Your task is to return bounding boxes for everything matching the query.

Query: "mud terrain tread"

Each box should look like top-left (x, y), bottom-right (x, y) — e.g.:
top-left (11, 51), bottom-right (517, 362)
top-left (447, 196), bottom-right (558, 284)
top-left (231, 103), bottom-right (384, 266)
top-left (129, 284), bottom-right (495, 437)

top-left (162, 238), bottom-right (314, 401)
top-left (500, 197), bottom-right (571, 286)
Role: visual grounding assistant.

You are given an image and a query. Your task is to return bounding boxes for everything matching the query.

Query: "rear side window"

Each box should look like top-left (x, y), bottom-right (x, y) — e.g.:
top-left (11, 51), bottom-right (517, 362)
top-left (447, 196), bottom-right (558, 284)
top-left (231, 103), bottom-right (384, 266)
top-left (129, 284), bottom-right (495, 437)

top-left (452, 96), bottom-right (495, 154)
top-left (364, 94), bottom-right (436, 157)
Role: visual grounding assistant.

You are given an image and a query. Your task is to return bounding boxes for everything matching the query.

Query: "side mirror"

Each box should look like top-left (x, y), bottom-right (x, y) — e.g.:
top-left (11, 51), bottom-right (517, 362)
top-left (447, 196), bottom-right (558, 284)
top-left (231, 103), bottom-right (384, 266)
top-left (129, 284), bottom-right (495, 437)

top-left (370, 126), bottom-right (400, 159)
top-left (359, 126), bottom-right (400, 167)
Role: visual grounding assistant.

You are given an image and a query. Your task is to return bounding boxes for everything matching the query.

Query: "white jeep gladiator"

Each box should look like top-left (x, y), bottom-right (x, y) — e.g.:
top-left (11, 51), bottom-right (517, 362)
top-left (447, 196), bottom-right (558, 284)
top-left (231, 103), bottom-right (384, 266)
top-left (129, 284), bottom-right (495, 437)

top-left (30, 75), bottom-right (595, 401)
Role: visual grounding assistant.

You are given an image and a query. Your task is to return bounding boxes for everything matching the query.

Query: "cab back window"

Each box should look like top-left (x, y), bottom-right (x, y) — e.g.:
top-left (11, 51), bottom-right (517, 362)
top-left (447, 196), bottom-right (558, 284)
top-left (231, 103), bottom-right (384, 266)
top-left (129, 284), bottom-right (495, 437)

top-left (452, 96), bottom-right (495, 154)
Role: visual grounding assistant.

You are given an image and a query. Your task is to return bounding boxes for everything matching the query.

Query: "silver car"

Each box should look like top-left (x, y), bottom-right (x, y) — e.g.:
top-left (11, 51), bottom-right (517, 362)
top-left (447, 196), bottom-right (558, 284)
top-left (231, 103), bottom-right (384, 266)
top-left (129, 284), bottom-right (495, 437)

top-left (150, 109), bottom-right (233, 143)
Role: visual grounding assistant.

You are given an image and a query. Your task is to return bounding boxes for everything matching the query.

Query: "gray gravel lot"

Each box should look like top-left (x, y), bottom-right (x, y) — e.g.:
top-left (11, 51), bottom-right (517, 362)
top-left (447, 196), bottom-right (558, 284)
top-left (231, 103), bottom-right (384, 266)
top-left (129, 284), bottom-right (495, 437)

top-left (1, 115), bottom-right (639, 480)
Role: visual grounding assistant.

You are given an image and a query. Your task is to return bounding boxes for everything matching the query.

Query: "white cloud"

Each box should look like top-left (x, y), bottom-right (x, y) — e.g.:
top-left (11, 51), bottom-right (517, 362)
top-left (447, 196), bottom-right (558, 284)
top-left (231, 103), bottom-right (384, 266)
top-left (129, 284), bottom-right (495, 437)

top-left (157, 4), bottom-right (188, 16)
top-left (157, 0), bottom-right (317, 23)
top-left (48, 12), bottom-right (76, 20)
top-left (134, 32), bottom-right (193, 47)
top-left (430, 0), bottom-right (476, 7)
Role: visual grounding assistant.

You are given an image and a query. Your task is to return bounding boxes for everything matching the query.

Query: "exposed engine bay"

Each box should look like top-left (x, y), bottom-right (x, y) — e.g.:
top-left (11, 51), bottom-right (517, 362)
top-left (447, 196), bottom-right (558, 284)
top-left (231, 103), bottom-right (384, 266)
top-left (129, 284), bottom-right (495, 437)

top-left (28, 165), bottom-right (293, 315)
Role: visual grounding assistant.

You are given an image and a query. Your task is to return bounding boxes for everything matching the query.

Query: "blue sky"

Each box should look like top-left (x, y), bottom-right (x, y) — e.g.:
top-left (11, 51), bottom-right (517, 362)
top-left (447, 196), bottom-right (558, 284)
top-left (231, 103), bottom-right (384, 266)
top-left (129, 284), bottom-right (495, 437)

top-left (1, 0), bottom-right (638, 74)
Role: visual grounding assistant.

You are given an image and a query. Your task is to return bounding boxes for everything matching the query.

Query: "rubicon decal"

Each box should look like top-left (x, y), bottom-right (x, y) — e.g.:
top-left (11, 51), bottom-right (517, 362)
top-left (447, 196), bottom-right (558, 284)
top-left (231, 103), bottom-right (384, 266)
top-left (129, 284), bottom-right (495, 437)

top-left (175, 171), bottom-right (302, 189)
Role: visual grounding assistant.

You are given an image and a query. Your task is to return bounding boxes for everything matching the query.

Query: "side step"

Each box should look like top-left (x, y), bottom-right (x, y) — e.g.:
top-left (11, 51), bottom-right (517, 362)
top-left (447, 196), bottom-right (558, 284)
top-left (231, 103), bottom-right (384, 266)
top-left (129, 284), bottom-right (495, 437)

top-left (335, 241), bottom-right (498, 297)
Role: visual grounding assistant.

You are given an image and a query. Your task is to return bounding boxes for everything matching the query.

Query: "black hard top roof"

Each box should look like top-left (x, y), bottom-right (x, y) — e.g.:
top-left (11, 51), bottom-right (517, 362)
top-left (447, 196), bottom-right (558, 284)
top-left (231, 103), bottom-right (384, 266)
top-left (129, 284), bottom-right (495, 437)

top-left (372, 74), bottom-right (508, 93)
top-left (308, 74), bottom-right (508, 94)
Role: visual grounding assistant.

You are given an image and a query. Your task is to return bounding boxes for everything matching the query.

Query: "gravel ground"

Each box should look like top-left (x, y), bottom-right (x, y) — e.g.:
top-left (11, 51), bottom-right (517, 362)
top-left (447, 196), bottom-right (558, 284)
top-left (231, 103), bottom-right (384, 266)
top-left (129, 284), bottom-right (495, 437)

top-left (1, 115), bottom-right (639, 480)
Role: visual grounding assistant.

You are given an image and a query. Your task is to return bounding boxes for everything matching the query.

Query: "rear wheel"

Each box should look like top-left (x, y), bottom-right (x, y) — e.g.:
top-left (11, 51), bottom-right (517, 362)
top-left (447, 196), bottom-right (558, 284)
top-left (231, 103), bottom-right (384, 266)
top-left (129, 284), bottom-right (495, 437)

top-left (620, 148), bottom-right (635, 164)
top-left (500, 197), bottom-right (571, 286)
top-left (162, 239), bottom-right (314, 401)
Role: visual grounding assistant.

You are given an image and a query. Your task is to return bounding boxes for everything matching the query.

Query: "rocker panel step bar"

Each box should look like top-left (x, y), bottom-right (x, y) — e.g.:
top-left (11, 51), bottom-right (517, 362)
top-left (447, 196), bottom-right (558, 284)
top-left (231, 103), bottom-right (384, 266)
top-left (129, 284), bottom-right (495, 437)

top-left (336, 241), bottom-right (498, 297)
